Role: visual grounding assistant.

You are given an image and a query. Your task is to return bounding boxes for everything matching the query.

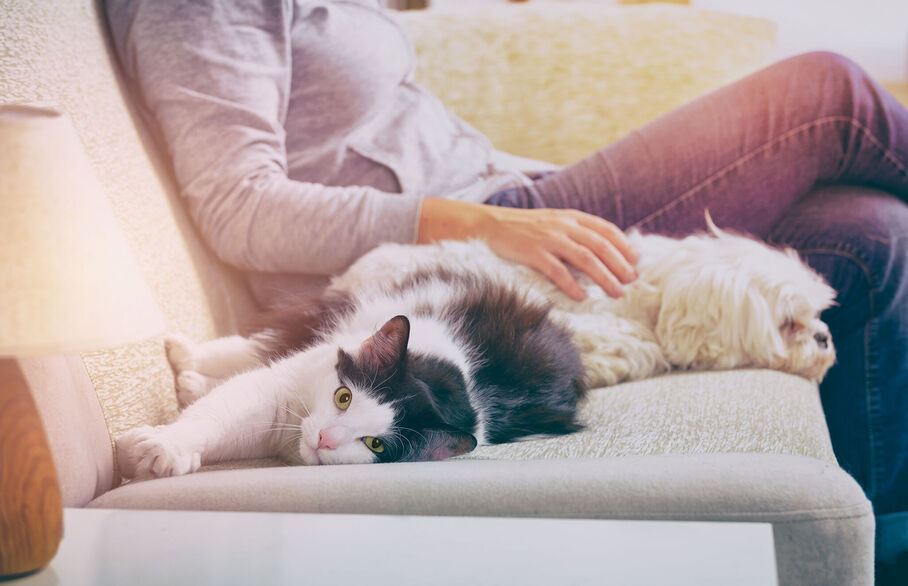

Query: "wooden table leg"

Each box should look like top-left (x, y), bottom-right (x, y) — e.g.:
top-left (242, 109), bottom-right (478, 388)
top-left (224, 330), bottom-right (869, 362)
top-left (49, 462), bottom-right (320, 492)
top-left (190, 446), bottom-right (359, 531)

top-left (0, 357), bottom-right (63, 577)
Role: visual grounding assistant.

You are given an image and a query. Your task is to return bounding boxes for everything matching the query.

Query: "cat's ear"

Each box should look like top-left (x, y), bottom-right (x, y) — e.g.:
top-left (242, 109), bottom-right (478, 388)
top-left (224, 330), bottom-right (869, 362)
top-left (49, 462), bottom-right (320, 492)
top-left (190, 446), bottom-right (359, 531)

top-left (360, 315), bottom-right (410, 378)
top-left (419, 429), bottom-right (477, 461)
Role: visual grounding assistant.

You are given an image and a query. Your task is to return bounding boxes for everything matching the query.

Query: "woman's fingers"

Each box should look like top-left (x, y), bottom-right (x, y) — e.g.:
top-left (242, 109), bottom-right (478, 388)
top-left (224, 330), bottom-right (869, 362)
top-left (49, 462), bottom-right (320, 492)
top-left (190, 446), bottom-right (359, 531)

top-left (553, 237), bottom-right (626, 299)
top-left (497, 216), bottom-right (635, 300)
top-left (527, 249), bottom-right (587, 302)
top-left (486, 207), bottom-right (639, 300)
top-left (570, 211), bottom-right (639, 275)
top-left (417, 200), bottom-right (638, 300)
top-left (564, 223), bottom-right (636, 287)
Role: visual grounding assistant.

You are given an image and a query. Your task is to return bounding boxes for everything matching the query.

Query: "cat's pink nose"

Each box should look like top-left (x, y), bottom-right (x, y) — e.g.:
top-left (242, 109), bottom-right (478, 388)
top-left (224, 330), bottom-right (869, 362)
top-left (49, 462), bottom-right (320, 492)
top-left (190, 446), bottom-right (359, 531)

top-left (317, 427), bottom-right (343, 450)
top-left (317, 432), bottom-right (333, 450)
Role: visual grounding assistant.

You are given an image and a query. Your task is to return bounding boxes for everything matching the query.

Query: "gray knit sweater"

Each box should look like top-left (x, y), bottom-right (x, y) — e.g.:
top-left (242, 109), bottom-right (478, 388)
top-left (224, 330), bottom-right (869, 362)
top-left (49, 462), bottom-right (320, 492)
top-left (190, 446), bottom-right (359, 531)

top-left (106, 0), bottom-right (549, 294)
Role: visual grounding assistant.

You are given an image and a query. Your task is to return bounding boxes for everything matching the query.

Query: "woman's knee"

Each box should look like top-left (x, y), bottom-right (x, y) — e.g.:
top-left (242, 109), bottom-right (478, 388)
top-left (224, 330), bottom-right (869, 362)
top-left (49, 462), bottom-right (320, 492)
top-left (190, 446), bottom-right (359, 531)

top-left (767, 187), bottom-right (907, 325)
top-left (787, 50), bottom-right (861, 77)
top-left (769, 51), bottom-right (868, 119)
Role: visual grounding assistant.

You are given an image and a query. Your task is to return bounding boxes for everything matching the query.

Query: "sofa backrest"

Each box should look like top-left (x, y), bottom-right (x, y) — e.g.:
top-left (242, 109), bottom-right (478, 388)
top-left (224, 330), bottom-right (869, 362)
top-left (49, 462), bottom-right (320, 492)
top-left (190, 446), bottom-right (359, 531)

top-left (0, 0), bottom-right (259, 504)
top-left (395, 3), bottom-right (776, 165)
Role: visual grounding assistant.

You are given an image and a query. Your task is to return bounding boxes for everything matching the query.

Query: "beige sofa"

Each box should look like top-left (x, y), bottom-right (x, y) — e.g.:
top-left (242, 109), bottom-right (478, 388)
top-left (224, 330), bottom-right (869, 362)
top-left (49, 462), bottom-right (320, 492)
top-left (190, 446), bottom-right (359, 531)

top-left (1, 1), bottom-right (874, 584)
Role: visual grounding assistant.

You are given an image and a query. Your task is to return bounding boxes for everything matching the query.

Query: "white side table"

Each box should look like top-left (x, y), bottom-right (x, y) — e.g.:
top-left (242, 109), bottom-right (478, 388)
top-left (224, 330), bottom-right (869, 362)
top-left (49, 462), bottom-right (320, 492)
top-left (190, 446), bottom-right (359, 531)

top-left (14, 508), bottom-right (777, 585)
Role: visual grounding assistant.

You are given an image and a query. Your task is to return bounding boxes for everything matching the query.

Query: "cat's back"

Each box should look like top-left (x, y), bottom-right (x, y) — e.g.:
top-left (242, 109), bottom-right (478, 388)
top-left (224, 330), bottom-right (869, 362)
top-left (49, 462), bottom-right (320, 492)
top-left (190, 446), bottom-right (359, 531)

top-left (391, 268), bottom-right (586, 445)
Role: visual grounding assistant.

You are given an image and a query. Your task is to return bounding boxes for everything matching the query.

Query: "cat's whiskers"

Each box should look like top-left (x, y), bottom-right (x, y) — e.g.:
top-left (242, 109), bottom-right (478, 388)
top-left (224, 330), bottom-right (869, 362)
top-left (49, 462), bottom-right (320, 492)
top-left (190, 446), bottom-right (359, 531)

top-left (295, 398), bottom-right (312, 417)
top-left (393, 424), bottom-right (428, 444)
top-left (370, 368), bottom-right (399, 396)
top-left (392, 432), bottom-right (415, 454)
top-left (278, 401), bottom-right (309, 421)
top-left (248, 422), bottom-right (302, 434)
top-left (379, 431), bottom-right (411, 457)
top-left (243, 397), bottom-right (308, 440)
top-left (277, 432), bottom-right (305, 454)
top-left (241, 422), bottom-right (304, 448)
top-left (260, 394), bottom-right (310, 423)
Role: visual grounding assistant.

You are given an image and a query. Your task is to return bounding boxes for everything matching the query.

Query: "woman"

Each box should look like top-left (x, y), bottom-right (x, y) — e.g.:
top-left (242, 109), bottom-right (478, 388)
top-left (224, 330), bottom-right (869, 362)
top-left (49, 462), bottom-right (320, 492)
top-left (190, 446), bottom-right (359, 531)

top-left (105, 0), bottom-right (907, 580)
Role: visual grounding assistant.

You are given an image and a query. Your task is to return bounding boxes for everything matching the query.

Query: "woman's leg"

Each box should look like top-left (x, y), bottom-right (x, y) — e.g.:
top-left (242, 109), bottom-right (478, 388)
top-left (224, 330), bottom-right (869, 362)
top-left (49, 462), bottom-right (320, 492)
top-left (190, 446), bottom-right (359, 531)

top-left (490, 51), bottom-right (908, 580)
top-left (766, 186), bottom-right (908, 578)
top-left (526, 51), bottom-right (908, 236)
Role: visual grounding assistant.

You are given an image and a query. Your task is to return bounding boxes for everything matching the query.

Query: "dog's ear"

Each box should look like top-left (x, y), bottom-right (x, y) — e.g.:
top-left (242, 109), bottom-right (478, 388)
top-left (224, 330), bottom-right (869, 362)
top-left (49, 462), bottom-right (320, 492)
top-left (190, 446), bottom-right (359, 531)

top-left (654, 263), bottom-right (788, 370)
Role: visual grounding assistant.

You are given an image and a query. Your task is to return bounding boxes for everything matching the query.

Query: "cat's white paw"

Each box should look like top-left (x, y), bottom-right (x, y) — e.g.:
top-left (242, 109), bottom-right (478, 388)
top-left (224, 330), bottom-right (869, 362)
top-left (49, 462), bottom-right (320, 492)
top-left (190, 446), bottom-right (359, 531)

top-left (175, 370), bottom-right (213, 406)
top-left (116, 425), bottom-right (202, 481)
top-left (164, 334), bottom-right (198, 373)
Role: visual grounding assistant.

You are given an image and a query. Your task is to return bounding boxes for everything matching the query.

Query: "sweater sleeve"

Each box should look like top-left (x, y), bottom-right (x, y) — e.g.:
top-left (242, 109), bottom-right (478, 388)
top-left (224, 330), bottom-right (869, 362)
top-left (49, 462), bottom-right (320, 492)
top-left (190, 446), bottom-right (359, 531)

top-left (107, 0), bottom-right (423, 276)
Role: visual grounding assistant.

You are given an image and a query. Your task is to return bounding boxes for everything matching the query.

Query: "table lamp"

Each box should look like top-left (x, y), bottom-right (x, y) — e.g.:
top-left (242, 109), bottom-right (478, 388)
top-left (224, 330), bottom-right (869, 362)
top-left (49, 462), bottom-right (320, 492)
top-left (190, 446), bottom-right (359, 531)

top-left (0, 105), bottom-right (164, 576)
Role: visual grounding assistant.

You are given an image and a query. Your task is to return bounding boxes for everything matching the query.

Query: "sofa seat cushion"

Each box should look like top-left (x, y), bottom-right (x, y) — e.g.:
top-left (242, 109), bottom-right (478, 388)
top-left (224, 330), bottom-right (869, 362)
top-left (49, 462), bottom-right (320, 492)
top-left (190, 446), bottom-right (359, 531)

top-left (88, 454), bottom-right (874, 586)
top-left (462, 370), bottom-right (836, 462)
top-left (88, 454), bottom-right (866, 519)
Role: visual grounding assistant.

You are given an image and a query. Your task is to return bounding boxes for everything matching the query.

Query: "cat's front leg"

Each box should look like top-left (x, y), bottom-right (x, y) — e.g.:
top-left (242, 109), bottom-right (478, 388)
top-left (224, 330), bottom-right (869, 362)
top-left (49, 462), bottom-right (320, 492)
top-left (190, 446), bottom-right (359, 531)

top-left (117, 365), bottom-right (295, 481)
top-left (116, 424), bottom-right (203, 480)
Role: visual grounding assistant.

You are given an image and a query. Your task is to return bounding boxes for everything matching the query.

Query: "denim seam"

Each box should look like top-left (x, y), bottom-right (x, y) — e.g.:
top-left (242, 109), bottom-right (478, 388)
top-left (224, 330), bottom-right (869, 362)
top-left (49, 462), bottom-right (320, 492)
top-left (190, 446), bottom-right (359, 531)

top-left (865, 316), bottom-right (885, 504)
top-left (600, 151), bottom-right (625, 227)
top-left (795, 245), bottom-right (884, 502)
top-left (850, 117), bottom-right (908, 178)
top-left (630, 115), bottom-right (904, 231)
top-left (791, 246), bottom-right (876, 304)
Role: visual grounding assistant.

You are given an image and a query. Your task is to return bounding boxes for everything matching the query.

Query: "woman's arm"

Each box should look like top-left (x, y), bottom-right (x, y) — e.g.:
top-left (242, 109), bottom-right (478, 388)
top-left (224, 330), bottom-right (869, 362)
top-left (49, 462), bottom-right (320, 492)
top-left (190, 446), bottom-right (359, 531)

top-left (107, 0), bottom-right (635, 297)
top-left (107, 0), bottom-right (422, 276)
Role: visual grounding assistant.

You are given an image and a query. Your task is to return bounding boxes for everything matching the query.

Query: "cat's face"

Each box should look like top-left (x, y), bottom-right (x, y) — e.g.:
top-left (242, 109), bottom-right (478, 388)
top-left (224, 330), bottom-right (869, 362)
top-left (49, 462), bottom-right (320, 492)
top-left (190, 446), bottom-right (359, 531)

top-left (294, 316), bottom-right (476, 465)
top-left (293, 341), bottom-right (397, 466)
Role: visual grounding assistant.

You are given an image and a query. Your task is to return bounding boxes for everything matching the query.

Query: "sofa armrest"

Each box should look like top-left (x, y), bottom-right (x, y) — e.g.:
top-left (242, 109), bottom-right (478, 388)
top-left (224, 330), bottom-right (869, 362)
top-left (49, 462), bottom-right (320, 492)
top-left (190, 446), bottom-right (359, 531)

top-left (20, 355), bottom-right (114, 507)
top-left (395, 3), bottom-right (777, 164)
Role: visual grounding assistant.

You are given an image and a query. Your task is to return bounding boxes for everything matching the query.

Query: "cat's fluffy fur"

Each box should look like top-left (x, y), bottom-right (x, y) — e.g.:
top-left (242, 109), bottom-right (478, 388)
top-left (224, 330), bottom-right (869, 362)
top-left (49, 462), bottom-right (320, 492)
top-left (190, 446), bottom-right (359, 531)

top-left (118, 255), bottom-right (586, 479)
top-left (117, 221), bottom-right (836, 480)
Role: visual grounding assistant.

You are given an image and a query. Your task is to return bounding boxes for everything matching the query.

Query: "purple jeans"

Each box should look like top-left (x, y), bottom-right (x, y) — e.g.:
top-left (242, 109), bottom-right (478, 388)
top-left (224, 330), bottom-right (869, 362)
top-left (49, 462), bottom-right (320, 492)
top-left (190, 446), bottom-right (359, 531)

top-left (487, 52), bottom-right (908, 570)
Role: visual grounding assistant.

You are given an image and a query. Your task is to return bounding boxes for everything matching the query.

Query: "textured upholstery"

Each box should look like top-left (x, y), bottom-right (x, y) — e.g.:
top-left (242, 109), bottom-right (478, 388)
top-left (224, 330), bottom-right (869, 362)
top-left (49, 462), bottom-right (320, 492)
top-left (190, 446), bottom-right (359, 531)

top-left (395, 3), bottom-right (777, 165)
top-left (1, 1), bottom-right (873, 583)
top-left (462, 370), bottom-right (835, 462)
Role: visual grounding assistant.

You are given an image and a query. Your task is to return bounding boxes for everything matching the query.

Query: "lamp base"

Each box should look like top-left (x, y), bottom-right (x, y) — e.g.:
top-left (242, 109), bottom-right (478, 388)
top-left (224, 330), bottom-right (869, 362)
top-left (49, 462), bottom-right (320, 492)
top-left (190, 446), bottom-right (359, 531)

top-left (0, 358), bottom-right (63, 576)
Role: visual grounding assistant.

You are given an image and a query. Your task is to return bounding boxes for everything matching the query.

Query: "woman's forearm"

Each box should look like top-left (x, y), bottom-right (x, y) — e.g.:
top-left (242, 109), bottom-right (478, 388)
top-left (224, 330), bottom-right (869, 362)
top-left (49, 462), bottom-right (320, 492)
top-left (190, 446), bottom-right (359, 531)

top-left (417, 197), bottom-right (493, 244)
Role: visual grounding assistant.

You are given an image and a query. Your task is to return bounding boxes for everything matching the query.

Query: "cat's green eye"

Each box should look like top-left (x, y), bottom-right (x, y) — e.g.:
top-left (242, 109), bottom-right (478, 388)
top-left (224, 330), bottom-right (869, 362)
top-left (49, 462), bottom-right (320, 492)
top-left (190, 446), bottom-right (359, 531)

top-left (363, 437), bottom-right (384, 453)
top-left (334, 387), bottom-right (352, 410)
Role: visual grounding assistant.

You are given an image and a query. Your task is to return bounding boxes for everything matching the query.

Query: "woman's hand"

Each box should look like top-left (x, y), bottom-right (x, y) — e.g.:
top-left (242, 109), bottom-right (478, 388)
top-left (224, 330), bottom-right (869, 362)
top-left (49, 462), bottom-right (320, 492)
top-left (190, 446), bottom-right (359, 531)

top-left (417, 198), bottom-right (638, 301)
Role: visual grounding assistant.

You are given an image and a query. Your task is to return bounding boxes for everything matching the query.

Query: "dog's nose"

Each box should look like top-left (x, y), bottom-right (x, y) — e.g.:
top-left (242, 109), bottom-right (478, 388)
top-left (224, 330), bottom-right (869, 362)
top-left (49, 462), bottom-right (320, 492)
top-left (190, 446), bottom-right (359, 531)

top-left (814, 332), bottom-right (829, 349)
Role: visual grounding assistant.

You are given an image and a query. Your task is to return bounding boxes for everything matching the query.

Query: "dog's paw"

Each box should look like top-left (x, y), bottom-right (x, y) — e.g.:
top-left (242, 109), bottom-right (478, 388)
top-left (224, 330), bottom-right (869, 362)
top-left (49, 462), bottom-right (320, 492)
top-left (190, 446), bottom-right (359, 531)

top-left (116, 426), bottom-right (202, 481)
top-left (164, 334), bottom-right (199, 373)
top-left (175, 370), bottom-right (214, 407)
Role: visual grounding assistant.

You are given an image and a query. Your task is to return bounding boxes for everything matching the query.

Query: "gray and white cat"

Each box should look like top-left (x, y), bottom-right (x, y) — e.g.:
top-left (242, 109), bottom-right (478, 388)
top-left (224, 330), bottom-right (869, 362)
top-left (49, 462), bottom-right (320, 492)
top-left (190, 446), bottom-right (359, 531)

top-left (117, 259), bottom-right (586, 480)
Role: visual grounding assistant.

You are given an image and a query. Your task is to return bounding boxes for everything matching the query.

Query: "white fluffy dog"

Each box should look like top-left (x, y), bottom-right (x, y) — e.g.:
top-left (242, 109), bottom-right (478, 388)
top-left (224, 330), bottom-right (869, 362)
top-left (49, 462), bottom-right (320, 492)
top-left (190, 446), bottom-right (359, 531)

top-left (333, 218), bottom-right (837, 386)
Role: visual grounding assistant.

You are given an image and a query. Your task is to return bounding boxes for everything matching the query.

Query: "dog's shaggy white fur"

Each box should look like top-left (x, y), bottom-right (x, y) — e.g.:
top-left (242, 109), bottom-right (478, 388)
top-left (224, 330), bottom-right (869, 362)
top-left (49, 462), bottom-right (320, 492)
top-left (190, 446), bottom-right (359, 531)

top-left (333, 220), bottom-right (837, 386)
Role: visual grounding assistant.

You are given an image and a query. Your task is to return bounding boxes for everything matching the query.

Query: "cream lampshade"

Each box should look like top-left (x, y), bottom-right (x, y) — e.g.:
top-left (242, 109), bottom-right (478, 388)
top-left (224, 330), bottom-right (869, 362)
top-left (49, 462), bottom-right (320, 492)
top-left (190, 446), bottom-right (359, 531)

top-left (0, 104), bottom-right (164, 577)
top-left (0, 105), bottom-right (164, 354)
